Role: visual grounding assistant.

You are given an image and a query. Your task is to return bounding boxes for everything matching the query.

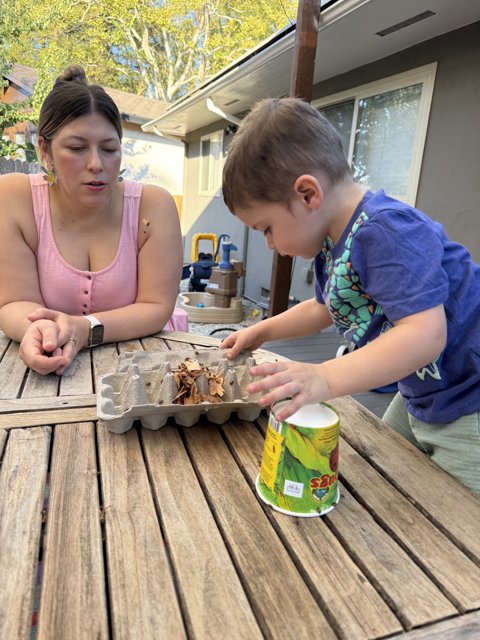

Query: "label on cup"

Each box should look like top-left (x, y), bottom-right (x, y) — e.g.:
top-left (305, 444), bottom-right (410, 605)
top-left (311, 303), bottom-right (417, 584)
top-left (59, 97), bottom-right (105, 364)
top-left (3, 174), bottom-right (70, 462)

top-left (256, 401), bottom-right (340, 517)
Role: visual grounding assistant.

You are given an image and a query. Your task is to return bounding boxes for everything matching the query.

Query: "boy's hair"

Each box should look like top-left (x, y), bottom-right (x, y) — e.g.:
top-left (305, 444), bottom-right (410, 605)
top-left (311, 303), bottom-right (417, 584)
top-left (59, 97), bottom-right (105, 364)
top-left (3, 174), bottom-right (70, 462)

top-left (222, 97), bottom-right (351, 211)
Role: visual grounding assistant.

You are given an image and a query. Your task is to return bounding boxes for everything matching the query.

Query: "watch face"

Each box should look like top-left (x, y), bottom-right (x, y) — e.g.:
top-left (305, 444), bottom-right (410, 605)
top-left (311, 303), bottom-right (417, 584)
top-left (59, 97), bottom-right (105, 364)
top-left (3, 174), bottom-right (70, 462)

top-left (91, 323), bottom-right (104, 346)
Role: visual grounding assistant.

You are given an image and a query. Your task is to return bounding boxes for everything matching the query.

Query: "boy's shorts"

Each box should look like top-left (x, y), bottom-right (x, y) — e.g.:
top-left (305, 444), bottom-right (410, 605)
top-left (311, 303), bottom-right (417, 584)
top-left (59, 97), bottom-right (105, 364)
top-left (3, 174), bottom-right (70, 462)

top-left (383, 392), bottom-right (480, 495)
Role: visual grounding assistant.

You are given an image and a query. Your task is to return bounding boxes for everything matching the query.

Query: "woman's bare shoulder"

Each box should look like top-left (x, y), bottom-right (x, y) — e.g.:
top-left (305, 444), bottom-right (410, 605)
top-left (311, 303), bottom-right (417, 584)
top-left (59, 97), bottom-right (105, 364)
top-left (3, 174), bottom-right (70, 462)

top-left (0, 173), bottom-right (36, 238)
top-left (0, 172), bottom-right (33, 206)
top-left (139, 183), bottom-right (176, 209)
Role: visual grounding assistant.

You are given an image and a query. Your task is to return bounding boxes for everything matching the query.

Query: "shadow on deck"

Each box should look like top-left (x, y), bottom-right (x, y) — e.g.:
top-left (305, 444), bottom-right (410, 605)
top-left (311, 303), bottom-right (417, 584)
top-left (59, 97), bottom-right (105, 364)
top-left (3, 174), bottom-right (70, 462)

top-left (262, 329), bottom-right (396, 419)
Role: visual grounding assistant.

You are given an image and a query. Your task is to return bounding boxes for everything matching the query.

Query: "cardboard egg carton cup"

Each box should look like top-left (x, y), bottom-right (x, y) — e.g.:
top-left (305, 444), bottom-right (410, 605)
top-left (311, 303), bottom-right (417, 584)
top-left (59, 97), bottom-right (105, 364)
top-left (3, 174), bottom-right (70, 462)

top-left (97, 348), bottom-right (265, 434)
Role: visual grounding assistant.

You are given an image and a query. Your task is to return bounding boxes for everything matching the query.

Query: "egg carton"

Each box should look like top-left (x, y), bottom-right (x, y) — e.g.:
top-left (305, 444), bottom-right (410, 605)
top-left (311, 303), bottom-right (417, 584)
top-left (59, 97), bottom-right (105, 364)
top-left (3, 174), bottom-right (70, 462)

top-left (97, 349), bottom-right (263, 434)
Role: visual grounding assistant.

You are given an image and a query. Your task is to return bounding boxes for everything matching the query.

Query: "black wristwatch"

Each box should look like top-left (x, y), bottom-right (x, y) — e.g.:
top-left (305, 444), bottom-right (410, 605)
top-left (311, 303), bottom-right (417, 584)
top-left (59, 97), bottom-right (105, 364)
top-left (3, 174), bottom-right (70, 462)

top-left (85, 315), bottom-right (104, 347)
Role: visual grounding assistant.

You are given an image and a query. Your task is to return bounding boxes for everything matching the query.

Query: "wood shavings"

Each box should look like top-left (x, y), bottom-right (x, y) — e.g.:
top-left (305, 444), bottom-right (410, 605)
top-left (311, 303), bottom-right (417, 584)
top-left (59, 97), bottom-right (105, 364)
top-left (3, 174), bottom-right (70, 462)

top-left (172, 358), bottom-right (225, 405)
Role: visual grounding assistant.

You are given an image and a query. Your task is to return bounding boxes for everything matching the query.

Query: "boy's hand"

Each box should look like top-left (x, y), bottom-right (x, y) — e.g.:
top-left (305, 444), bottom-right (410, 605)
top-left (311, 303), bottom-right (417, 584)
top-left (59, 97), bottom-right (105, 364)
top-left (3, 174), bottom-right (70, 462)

top-left (220, 325), bottom-right (264, 359)
top-left (247, 360), bottom-right (331, 421)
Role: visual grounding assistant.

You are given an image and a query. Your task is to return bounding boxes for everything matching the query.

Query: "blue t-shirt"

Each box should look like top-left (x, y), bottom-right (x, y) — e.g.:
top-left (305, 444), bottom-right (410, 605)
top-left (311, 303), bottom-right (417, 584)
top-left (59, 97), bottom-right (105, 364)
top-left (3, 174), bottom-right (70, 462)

top-left (314, 189), bottom-right (480, 423)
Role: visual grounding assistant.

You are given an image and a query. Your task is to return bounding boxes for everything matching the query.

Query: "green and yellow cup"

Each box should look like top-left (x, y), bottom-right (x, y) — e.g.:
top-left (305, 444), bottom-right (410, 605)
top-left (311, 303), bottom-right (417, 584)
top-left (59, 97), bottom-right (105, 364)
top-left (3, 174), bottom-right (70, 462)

top-left (256, 401), bottom-right (340, 517)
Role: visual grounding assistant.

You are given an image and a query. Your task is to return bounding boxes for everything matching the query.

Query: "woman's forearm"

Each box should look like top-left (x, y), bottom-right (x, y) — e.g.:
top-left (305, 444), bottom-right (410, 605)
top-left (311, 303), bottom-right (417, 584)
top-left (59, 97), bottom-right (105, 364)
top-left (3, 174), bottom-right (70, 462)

top-left (0, 301), bottom-right (46, 341)
top-left (73, 300), bottom-right (177, 347)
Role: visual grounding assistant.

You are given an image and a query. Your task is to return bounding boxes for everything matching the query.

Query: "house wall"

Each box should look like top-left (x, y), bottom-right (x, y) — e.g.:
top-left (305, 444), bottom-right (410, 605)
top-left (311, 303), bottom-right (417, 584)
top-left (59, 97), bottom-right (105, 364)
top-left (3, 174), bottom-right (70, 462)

top-left (121, 123), bottom-right (184, 199)
top-left (183, 21), bottom-right (480, 304)
top-left (183, 125), bottom-right (247, 267)
top-left (1, 82), bottom-right (35, 143)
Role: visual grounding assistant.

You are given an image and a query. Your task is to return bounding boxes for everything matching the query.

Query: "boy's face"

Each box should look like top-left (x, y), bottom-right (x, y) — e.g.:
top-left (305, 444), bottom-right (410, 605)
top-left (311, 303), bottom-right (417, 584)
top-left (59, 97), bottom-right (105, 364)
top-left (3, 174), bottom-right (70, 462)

top-left (235, 198), bottom-right (327, 260)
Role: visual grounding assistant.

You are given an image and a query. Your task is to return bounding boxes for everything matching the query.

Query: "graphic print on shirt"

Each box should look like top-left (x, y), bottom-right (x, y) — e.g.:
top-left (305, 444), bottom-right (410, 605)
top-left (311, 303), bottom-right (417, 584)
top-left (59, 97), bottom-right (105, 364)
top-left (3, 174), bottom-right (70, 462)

top-left (322, 212), bottom-right (383, 343)
top-left (322, 210), bottom-right (442, 383)
top-left (416, 356), bottom-right (442, 381)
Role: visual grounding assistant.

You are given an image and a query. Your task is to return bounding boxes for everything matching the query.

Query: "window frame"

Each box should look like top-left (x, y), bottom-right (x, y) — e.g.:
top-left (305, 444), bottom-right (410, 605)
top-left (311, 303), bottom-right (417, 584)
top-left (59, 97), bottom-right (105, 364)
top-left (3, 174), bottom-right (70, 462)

top-left (313, 63), bottom-right (437, 205)
top-left (199, 130), bottom-right (224, 197)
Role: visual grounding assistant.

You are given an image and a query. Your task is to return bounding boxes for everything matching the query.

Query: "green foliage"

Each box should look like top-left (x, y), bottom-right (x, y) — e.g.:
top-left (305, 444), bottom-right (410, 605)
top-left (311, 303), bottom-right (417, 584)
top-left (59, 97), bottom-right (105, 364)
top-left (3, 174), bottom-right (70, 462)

top-left (1, 0), bottom-right (298, 103)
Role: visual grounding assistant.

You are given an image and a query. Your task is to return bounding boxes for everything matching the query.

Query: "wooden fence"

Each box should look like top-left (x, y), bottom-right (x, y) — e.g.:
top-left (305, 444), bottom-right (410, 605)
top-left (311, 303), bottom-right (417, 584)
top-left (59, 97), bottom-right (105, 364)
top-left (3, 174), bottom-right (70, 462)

top-left (0, 158), bottom-right (40, 175)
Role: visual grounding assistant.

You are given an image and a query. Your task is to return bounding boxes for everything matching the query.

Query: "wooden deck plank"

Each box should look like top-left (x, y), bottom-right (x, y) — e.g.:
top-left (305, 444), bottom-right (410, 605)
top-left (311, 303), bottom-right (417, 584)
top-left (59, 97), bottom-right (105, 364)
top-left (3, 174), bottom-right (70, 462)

top-left (222, 418), bottom-right (404, 638)
top-left (38, 423), bottom-right (108, 640)
top-left (332, 395), bottom-right (480, 565)
top-left (141, 425), bottom-right (263, 640)
top-left (97, 422), bottom-right (186, 639)
top-left (0, 427), bottom-right (51, 640)
top-left (183, 422), bottom-right (338, 640)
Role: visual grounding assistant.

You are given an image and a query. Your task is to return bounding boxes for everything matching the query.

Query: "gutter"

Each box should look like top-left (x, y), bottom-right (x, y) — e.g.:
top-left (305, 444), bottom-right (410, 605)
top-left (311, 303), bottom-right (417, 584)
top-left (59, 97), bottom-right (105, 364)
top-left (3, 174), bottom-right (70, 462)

top-left (143, 0), bottom-right (346, 135)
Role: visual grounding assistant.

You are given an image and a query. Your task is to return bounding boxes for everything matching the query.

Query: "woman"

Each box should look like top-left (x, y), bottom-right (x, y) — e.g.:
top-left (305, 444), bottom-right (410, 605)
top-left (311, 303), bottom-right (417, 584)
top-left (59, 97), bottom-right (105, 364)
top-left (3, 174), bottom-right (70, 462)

top-left (0, 64), bottom-right (186, 376)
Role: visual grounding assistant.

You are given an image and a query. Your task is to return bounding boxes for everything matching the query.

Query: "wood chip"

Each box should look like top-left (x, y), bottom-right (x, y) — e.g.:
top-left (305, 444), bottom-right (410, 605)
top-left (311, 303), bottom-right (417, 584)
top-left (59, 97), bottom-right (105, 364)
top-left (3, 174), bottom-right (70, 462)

top-left (172, 358), bottom-right (225, 405)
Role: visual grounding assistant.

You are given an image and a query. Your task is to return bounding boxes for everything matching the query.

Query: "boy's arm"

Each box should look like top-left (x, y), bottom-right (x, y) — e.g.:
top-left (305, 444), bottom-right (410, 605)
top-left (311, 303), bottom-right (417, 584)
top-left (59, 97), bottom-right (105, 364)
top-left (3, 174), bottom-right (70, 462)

top-left (221, 298), bottom-right (332, 358)
top-left (248, 305), bottom-right (447, 421)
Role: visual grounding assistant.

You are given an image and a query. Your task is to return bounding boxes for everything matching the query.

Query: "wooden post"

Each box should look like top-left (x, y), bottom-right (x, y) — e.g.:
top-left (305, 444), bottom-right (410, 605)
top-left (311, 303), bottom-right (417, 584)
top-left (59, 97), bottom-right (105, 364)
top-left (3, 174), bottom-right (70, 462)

top-left (268, 0), bottom-right (321, 317)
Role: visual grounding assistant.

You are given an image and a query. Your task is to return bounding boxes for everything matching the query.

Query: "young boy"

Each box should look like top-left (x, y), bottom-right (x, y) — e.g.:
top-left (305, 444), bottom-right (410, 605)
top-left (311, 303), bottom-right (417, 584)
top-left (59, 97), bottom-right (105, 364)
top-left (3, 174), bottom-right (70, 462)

top-left (220, 97), bottom-right (480, 495)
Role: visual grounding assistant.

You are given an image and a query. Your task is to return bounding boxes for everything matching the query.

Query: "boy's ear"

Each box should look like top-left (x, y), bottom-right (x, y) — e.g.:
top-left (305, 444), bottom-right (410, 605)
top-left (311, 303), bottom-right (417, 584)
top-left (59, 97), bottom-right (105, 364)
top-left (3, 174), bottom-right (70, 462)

top-left (293, 174), bottom-right (323, 209)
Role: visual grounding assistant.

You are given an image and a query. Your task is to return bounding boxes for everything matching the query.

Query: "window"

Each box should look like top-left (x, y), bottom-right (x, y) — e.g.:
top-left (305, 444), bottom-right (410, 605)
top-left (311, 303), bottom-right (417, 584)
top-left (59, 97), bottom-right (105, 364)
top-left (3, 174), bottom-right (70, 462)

top-left (314, 64), bottom-right (437, 204)
top-left (199, 131), bottom-right (223, 196)
top-left (14, 132), bottom-right (26, 145)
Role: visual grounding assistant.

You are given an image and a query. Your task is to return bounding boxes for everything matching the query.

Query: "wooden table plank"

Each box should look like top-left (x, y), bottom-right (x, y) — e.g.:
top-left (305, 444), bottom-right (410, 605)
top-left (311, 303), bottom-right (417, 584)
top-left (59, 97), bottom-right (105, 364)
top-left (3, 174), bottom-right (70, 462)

top-left (0, 428), bottom-right (7, 454)
top-left (38, 423), bottom-right (108, 640)
top-left (59, 350), bottom-right (94, 395)
top-left (0, 330), bottom-right (10, 354)
top-left (0, 395), bottom-right (96, 413)
top-left (0, 341), bottom-right (28, 399)
top-left (395, 610), bottom-right (480, 639)
top-left (0, 407), bottom-right (98, 429)
top-left (223, 418), bottom-right (406, 638)
top-left (22, 369), bottom-right (59, 398)
top-left (327, 486), bottom-right (457, 628)
top-left (338, 437), bottom-right (480, 611)
top-left (0, 427), bottom-right (51, 640)
top-left (97, 422), bottom-right (185, 639)
top-left (254, 414), bottom-right (460, 629)
top-left (332, 396), bottom-right (480, 563)
top-left (141, 425), bottom-right (263, 640)
top-left (183, 421), bottom-right (338, 640)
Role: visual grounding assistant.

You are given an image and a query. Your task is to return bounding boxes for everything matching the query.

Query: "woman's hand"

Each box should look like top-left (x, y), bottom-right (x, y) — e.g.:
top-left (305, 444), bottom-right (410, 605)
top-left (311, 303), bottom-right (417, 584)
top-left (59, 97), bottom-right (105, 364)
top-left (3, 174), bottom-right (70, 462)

top-left (19, 308), bottom-right (85, 375)
top-left (247, 360), bottom-right (331, 421)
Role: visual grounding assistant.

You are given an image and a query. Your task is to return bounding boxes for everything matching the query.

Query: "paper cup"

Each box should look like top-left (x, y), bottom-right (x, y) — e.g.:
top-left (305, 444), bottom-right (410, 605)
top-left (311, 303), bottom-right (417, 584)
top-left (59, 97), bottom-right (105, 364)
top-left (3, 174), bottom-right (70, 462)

top-left (256, 401), bottom-right (340, 517)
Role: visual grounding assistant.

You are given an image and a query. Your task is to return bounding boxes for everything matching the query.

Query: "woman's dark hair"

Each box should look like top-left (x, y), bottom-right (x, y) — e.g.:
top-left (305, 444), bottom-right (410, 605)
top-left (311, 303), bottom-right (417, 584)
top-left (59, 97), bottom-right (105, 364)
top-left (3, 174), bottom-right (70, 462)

top-left (38, 64), bottom-right (123, 142)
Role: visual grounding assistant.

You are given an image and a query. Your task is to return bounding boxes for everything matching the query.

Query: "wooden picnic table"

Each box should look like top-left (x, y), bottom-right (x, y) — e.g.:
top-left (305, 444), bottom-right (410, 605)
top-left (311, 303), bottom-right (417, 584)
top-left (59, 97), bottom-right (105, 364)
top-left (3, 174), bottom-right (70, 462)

top-left (1, 329), bottom-right (480, 640)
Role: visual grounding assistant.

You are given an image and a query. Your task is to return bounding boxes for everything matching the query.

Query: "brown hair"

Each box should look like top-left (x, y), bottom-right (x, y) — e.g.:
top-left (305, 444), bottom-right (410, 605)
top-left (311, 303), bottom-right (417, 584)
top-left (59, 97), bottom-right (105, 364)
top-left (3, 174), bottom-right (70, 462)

top-left (38, 64), bottom-right (123, 142)
top-left (222, 97), bottom-right (351, 211)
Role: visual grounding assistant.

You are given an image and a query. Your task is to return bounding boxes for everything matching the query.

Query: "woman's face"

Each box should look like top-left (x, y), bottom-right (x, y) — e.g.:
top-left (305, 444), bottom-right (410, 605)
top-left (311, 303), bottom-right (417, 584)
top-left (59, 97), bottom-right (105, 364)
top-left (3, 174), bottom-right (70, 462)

top-left (39, 111), bottom-right (122, 207)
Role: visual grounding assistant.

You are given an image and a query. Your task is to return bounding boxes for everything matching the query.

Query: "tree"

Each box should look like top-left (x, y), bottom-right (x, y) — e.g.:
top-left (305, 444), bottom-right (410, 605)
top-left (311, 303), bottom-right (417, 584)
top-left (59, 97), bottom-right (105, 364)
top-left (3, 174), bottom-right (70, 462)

top-left (2, 0), bottom-right (298, 105)
top-left (0, 15), bottom-right (36, 159)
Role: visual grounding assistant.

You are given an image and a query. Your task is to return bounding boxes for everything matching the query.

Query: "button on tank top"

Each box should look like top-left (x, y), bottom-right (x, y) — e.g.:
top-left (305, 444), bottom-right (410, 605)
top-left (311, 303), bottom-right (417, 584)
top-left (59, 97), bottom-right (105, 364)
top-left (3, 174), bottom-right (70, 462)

top-left (29, 173), bottom-right (141, 316)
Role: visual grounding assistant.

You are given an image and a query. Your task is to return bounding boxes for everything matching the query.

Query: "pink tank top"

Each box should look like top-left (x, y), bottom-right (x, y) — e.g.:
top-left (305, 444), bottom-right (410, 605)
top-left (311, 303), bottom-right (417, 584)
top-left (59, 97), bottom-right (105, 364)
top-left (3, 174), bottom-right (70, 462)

top-left (29, 173), bottom-right (141, 316)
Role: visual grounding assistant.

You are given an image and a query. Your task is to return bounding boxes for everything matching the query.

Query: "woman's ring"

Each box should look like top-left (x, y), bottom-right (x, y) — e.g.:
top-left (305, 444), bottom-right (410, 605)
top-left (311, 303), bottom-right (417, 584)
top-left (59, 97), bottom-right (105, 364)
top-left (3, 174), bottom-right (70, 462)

top-left (69, 337), bottom-right (78, 346)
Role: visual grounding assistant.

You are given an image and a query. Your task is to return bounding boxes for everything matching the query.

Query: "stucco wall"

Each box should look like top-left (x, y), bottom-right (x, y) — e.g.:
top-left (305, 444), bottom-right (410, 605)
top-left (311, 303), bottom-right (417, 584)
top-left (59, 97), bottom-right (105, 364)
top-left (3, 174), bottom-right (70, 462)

top-left (183, 21), bottom-right (480, 304)
top-left (121, 124), bottom-right (184, 197)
